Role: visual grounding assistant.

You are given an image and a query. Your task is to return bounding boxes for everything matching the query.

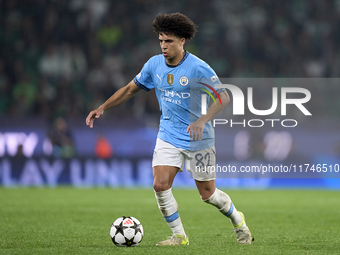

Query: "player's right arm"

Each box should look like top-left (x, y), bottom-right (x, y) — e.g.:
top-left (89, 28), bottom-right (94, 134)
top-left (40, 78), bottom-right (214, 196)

top-left (86, 80), bottom-right (142, 128)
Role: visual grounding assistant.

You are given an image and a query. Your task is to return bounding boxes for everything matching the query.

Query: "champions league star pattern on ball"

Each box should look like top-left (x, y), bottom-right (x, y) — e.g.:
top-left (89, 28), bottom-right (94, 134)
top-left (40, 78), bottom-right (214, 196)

top-left (110, 216), bottom-right (144, 247)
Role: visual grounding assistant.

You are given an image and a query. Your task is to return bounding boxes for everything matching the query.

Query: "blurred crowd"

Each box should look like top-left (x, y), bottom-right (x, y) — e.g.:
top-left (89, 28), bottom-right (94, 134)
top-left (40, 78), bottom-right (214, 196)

top-left (1, 0), bottom-right (340, 123)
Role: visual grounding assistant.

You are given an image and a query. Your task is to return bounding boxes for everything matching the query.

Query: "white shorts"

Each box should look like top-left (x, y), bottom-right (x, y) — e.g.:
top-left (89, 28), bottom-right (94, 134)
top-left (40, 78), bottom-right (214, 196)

top-left (152, 138), bottom-right (216, 181)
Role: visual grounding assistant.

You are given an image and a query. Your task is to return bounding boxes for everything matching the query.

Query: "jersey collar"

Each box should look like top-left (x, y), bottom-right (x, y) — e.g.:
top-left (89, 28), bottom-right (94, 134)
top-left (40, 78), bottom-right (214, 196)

top-left (165, 51), bottom-right (189, 68)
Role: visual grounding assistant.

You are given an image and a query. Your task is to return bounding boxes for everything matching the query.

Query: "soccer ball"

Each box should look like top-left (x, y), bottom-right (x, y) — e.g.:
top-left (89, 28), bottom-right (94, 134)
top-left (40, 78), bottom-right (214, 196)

top-left (110, 216), bottom-right (144, 247)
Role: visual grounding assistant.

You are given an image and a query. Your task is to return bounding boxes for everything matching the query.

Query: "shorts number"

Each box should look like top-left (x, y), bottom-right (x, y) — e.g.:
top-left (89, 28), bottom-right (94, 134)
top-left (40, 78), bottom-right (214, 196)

top-left (195, 152), bottom-right (211, 168)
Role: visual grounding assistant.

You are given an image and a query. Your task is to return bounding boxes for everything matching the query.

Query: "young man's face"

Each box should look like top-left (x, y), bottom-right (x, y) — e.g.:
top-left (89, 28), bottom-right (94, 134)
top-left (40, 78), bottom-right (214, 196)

top-left (159, 32), bottom-right (185, 65)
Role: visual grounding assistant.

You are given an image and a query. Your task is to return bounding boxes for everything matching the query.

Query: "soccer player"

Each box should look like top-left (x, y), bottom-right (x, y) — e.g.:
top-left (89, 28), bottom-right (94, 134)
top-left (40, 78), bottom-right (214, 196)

top-left (86, 12), bottom-right (253, 245)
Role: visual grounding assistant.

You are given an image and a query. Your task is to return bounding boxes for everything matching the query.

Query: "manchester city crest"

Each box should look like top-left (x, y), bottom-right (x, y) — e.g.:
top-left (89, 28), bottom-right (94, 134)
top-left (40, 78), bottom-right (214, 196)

top-left (179, 76), bottom-right (189, 86)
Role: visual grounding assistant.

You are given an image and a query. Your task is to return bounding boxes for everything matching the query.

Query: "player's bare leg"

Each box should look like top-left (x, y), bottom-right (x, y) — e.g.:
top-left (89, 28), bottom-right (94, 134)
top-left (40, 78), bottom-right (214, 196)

top-left (153, 166), bottom-right (189, 246)
top-left (195, 179), bottom-right (216, 200)
top-left (196, 179), bottom-right (254, 244)
top-left (153, 165), bottom-right (178, 192)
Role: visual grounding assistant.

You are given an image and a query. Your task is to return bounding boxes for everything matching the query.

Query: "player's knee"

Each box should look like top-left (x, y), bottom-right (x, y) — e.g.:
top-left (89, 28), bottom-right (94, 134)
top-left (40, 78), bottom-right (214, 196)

top-left (196, 181), bottom-right (216, 200)
top-left (200, 188), bottom-right (215, 200)
top-left (153, 180), bottom-right (171, 192)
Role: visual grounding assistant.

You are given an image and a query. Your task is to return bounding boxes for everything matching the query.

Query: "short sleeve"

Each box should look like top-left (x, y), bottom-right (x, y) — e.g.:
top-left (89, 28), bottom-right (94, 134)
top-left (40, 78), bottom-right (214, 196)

top-left (134, 58), bottom-right (155, 91)
top-left (198, 64), bottom-right (225, 94)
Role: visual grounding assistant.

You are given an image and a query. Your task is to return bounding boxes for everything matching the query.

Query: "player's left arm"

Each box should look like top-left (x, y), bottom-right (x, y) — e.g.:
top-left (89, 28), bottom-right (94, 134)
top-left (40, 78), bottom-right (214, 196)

top-left (187, 90), bottom-right (229, 141)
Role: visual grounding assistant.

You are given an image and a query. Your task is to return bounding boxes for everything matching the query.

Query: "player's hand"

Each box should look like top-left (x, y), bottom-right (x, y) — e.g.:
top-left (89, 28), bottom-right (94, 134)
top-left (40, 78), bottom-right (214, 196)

top-left (86, 108), bottom-right (104, 128)
top-left (187, 119), bottom-right (205, 141)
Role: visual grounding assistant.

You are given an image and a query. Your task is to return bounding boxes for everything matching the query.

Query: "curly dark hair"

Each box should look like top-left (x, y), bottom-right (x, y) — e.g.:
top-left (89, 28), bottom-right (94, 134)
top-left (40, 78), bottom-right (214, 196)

top-left (152, 12), bottom-right (198, 40)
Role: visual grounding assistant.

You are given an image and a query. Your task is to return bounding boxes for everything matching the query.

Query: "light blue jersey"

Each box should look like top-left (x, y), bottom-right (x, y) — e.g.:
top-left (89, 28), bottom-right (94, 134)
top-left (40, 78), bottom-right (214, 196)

top-left (134, 51), bottom-right (222, 151)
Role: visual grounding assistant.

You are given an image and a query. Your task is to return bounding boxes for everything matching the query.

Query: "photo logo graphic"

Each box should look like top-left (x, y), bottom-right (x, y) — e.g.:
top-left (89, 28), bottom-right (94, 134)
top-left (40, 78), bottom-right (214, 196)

top-left (201, 84), bottom-right (312, 128)
top-left (199, 82), bottom-right (222, 115)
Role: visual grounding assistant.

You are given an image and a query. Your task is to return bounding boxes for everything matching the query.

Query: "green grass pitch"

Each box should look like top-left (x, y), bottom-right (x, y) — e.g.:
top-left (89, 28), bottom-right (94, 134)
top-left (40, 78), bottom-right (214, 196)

top-left (0, 187), bottom-right (339, 255)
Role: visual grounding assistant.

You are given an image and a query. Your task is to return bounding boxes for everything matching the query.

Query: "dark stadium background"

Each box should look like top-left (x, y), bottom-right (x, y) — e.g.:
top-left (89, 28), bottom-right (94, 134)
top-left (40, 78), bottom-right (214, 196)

top-left (0, 0), bottom-right (339, 189)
